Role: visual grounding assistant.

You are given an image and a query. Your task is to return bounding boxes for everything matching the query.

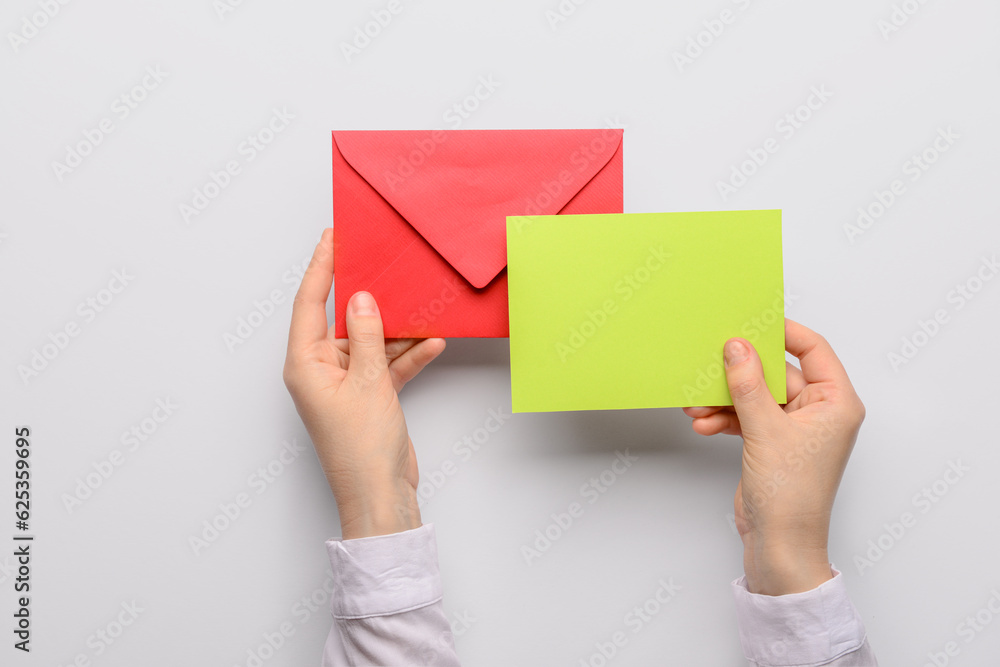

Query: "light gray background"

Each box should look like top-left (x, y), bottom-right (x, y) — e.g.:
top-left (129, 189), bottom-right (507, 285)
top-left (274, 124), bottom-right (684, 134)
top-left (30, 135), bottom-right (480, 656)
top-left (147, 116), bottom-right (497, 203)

top-left (3, 0), bottom-right (998, 665)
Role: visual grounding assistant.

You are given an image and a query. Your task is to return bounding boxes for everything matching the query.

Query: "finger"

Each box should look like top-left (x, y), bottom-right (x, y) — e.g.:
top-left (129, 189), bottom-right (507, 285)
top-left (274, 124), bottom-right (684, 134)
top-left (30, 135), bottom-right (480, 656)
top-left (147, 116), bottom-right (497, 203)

top-left (288, 228), bottom-right (334, 349)
top-left (784, 319), bottom-right (851, 385)
top-left (786, 361), bottom-right (807, 399)
top-left (683, 406), bottom-right (726, 418)
top-left (723, 338), bottom-right (785, 434)
top-left (389, 338), bottom-right (447, 390)
top-left (330, 334), bottom-right (419, 359)
top-left (692, 412), bottom-right (742, 436)
top-left (345, 291), bottom-right (388, 383)
top-left (384, 338), bottom-right (422, 361)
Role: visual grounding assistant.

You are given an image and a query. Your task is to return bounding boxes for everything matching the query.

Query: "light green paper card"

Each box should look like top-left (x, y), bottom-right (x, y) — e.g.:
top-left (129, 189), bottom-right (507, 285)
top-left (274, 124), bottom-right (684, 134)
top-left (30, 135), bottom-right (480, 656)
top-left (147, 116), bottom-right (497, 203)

top-left (506, 210), bottom-right (786, 413)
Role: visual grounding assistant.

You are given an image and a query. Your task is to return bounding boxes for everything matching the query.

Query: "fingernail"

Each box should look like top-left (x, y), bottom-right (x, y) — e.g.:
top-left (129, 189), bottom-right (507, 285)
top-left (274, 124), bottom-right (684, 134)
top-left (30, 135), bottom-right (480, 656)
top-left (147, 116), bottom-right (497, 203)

top-left (351, 291), bottom-right (378, 316)
top-left (724, 339), bottom-right (748, 368)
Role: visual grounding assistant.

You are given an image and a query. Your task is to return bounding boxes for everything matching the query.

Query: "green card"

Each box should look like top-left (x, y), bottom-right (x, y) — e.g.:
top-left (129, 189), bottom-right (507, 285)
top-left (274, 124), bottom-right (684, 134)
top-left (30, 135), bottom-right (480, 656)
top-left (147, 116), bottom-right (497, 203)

top-left (506, 210), bottom-right (786, 413)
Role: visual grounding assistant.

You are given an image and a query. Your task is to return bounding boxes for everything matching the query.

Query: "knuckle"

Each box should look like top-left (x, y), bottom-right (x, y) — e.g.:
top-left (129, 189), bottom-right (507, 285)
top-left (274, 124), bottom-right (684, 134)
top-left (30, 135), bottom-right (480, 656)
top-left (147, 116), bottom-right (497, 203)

top-left (281, 363), bottom-right (297, 390)
top-left (290, 295), bottom-right (313, 314)
top-left (350, 326), bottom-right (381, 347)
top-left (833, 387), bottom-right (865, 427)
top-left (851, 396), bottom-right (867, 426)
top-left (729, 375), bottom-right (763, 401)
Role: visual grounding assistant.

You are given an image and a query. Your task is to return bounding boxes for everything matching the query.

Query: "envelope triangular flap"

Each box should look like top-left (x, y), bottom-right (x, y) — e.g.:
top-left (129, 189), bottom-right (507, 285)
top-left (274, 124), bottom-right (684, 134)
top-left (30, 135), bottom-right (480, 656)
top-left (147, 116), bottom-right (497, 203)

top-left (333, 129), bottom-right (623, 289)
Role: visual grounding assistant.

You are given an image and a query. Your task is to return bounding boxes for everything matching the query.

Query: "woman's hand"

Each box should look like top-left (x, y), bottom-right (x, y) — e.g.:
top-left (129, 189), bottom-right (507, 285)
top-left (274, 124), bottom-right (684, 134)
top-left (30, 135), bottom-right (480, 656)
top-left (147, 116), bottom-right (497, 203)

top-left (684, 319), bottom-right (866, 595)
top-left (283, 229), bottom-right (446, 539)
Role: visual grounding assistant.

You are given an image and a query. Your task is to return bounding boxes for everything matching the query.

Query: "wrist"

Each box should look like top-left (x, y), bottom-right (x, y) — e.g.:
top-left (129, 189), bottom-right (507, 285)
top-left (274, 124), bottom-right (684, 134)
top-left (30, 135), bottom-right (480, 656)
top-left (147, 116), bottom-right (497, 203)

top-left (743, 541), bottom-right (832, 596)
top-left (336, 480), bottom-right (422, 540)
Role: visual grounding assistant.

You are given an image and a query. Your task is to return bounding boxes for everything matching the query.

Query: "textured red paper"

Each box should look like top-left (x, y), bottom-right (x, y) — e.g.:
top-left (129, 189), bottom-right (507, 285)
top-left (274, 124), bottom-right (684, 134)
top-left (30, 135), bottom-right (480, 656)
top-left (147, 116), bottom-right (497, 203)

top-left (333, 129), bottom-right (623, 338)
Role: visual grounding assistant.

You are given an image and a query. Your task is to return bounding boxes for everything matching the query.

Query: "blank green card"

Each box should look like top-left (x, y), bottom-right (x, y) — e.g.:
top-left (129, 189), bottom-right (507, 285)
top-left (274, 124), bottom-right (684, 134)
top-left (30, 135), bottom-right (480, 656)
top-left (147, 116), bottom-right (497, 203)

top-left (505, 210), bottom-right (786, 413)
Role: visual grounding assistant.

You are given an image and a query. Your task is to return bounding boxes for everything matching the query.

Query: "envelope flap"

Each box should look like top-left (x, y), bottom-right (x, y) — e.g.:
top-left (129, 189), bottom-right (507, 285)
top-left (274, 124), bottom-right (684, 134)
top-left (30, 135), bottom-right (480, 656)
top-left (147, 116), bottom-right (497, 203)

top-left (333, 129), bottom-right (623, 288)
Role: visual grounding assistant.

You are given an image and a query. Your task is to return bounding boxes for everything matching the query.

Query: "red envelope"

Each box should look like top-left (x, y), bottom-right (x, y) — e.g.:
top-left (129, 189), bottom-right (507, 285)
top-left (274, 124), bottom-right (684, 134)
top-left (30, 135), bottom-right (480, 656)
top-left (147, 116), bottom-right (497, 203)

top-left (332, 129), bottom-right (623, 338)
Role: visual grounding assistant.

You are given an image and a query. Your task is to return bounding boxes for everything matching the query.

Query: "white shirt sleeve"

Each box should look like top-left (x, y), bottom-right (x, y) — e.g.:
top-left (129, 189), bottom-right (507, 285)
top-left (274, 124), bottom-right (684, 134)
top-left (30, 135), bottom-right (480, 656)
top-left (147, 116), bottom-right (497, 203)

top-left (731, 566), bottom-right (878, 666)
top-left (321, 523), bottom-right (462, 667)
top-left (321, 526), bottom-right (876, 666)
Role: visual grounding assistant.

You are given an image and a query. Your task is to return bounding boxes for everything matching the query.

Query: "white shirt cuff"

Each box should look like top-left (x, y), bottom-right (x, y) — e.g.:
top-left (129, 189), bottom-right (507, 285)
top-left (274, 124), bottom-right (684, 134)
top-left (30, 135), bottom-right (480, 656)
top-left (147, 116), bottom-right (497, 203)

top-left (325, 523), bottom-right (442, 620)
top-left (731, 566), bottom-right (868, 666)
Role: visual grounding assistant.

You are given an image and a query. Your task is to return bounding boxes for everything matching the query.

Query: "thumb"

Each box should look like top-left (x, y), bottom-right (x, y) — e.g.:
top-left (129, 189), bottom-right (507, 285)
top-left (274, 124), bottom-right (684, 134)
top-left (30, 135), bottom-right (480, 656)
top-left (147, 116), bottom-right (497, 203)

top-left (724, 338), bottom-right (784, 434)
top-left (346, 291), bottom-right (388, 384)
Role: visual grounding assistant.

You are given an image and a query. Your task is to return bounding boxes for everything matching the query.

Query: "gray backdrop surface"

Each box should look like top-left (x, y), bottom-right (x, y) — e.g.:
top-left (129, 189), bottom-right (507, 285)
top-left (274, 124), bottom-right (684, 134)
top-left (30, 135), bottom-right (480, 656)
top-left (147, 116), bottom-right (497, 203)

top-left (2, 0), bottom-right (998, 665)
